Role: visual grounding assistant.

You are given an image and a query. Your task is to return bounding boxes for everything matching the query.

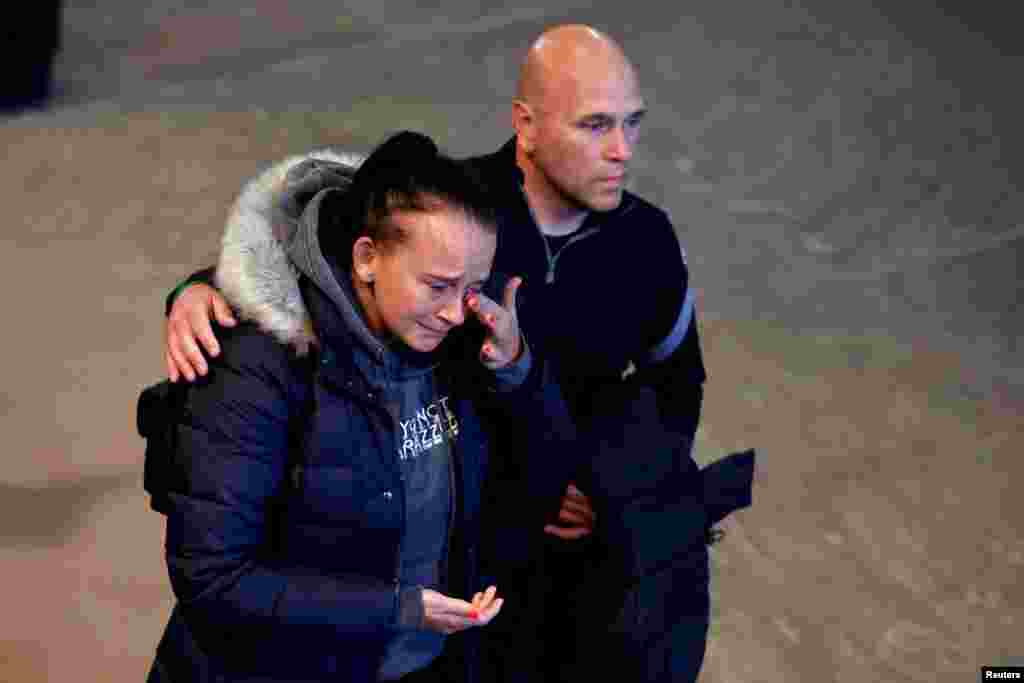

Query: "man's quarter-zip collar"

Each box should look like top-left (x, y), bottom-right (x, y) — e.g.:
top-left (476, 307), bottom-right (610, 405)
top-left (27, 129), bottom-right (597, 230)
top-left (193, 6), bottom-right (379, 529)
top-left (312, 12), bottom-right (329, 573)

top-left (494, 137), bottom-right (638, 284)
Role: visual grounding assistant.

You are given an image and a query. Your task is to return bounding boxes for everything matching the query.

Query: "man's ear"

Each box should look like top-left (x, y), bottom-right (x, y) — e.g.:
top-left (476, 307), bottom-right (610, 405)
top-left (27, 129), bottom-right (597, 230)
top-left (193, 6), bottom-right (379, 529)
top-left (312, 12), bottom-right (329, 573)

top-left (512, 99), bottom-right (536, 154)
top-left (351, 236), bottom-right (377, 285)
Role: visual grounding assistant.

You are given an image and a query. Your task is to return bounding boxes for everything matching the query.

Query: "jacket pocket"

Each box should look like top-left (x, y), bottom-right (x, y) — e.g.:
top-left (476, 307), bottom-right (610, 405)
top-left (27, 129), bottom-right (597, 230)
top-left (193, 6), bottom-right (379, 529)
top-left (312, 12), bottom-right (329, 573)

top-left (292, 464), bottom-right (368, 524)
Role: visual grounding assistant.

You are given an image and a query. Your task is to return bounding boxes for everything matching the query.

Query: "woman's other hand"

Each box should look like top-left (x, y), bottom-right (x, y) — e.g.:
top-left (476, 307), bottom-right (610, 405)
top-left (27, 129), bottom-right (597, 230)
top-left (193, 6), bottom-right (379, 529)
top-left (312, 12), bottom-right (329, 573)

top-left (422, 585), bottom-right (503, 634)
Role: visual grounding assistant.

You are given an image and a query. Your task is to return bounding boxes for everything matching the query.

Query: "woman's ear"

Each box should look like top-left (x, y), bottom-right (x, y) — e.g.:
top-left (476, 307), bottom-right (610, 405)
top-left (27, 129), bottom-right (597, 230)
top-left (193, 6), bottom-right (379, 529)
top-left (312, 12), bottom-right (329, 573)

top-left (352, 236), bottom-right (377, 284)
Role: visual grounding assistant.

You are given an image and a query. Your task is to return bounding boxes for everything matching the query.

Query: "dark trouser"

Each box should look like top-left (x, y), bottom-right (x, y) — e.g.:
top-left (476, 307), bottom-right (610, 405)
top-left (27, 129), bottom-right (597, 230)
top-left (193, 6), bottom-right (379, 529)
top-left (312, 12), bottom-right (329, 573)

top-left (398, 629), bottom-right (481, 683)
top-left (475, 567), bottom-right (547, 683)
top-left (148, 650), bottom-right (464, 683)
top-left (542, 536), bottom-right (710, 683)
top-left (147, 661), bottom-right (458, 683)
top-left (146, 603), bottom-right (477, 683)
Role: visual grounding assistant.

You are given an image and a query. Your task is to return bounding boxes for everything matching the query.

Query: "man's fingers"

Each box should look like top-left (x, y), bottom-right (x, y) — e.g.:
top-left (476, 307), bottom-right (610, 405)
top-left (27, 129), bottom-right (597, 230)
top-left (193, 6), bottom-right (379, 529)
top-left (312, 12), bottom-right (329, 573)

top-left (211, 294), bottom-right (237, 328)
top-left (169, 321), bottom-right (208, 378)
top-left (544, 524), bottom-right (592, 540)
top-left (550, 481), bottom-right (596, 539)
top-left (561, 496), bottom-right (591, 513)
top-left (558, 506), bottom-right (587, 523)
top-left (165, 350), bottom-right (179, 383)
top-left (167, 336), bottom-right (196, 382)
top-left (557, 509), bottom-right (589, 527)
top-left (565, 484), bottom-right (593, 508)
top-left (180, 333), bottom-right (209, 376)
top-left (190, 309), bottom-right (222, 358)
top-left (560, 498), bottom-right (595, 521)
top-left (561, 483), bottom-right (596, 523)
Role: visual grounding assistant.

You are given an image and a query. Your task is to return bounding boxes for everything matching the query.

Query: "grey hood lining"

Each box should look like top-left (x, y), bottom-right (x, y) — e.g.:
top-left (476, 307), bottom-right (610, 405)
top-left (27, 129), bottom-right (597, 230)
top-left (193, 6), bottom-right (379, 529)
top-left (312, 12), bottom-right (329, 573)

top-left (214, 149), bottom-right (382, 358)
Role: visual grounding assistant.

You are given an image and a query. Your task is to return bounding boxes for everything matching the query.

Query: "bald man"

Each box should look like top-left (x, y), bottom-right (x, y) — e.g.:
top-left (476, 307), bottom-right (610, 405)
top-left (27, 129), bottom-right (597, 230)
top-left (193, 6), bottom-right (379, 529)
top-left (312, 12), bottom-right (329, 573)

top-left (159, 25), bottom-right (749, 683)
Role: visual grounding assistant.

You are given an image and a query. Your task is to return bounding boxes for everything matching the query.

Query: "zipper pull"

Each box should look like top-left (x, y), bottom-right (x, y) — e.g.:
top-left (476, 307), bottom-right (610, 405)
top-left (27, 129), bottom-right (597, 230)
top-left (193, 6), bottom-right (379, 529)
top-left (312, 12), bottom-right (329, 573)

top-left (546, 268), bottom-right (555, 284)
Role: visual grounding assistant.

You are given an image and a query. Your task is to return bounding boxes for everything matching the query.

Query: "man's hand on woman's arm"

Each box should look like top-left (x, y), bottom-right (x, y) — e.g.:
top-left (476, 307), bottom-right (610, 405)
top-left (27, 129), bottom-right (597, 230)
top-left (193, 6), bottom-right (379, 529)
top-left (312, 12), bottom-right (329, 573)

top-left (165, 283), bottom-right (236, 382)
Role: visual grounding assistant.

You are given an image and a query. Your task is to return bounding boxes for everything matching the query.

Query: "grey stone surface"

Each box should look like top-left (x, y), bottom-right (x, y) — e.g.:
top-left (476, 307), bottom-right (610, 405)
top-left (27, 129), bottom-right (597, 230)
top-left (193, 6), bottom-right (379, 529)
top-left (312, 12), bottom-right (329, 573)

top-left (2, 1), bottom-right (1021, 681)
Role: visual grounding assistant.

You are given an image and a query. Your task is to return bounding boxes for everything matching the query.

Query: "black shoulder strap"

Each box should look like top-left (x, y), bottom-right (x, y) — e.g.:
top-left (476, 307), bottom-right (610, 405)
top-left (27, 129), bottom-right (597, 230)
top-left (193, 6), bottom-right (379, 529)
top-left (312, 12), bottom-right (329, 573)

top-left (137, 379), bottom-right (190, 514)
top-left (261, 352), bottom-right (319, 553)
top-left (282, 351), bottom-right (320, 495)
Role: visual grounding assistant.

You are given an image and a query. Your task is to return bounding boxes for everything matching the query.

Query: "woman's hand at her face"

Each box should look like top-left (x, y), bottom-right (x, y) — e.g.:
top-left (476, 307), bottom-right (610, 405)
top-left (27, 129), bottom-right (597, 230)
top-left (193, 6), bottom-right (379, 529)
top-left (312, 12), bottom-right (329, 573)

top-left (465, 277), bottom-right (523, 370)
top-left (422, 585), bottom-right (503, 634)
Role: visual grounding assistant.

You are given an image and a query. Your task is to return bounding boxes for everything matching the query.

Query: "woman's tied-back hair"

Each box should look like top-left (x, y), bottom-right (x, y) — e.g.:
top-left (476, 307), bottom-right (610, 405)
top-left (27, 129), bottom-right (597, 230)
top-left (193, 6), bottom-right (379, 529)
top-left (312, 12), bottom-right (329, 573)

top-left (320, 130), bottom-right (496, 263)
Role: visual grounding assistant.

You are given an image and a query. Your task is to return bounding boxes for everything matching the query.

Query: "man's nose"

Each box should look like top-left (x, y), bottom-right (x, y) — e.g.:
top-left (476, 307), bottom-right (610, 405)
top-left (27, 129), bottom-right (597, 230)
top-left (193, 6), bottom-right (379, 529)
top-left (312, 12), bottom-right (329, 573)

top-left (605, 125), bottom-right (633, 162)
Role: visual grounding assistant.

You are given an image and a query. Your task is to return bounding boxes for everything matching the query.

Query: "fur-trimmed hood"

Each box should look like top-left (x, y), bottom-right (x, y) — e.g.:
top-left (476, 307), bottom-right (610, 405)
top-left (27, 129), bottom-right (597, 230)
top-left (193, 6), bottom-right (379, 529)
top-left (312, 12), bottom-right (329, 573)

top-left (214, 149), bottom-right (378, 357)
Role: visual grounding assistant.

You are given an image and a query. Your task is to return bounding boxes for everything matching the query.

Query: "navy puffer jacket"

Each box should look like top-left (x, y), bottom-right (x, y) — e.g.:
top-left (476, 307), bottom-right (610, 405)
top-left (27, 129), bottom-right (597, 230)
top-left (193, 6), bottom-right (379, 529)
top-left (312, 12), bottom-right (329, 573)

top-left (149, 150), bottom-right (577, 683)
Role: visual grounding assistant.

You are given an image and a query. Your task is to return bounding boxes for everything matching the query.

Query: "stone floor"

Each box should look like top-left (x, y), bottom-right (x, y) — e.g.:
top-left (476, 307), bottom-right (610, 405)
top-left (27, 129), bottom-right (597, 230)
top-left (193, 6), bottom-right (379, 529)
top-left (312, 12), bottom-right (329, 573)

top-left (1, 1), bottom-right (1020, 680)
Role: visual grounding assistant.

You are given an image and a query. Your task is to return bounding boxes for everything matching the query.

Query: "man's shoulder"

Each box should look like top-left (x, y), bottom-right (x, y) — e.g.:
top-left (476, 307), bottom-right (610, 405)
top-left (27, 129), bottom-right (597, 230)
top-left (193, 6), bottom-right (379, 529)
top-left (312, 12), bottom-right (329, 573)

top-left (601, 192), bottom-right (693, 273)
top-left (463, 138), bottom-right (516, 182)
top-left (617, 190), bottom-right (672, 226)
top-left (464, 146), bottom-right (502, 168)
top-left (463, 149), bottom-right (506, 189)
top-left (609, 191), bottom-right (682, 247)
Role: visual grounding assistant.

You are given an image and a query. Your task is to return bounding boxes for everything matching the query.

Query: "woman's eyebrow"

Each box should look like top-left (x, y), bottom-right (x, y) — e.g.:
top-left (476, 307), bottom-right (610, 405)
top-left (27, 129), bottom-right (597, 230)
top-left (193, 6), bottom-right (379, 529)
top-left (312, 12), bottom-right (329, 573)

top-left (425, 273), bottom-right (463, 283)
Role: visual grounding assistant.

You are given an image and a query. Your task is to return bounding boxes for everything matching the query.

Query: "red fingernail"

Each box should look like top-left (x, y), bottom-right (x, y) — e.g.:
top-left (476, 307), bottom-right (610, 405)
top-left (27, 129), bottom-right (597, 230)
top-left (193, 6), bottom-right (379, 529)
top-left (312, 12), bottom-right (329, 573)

top-left (486, 314), bottom-right (496, 326)
top-left (482, 344), bottom-right (492, 356)
top-left (468, 609), bottom-right (479, 621)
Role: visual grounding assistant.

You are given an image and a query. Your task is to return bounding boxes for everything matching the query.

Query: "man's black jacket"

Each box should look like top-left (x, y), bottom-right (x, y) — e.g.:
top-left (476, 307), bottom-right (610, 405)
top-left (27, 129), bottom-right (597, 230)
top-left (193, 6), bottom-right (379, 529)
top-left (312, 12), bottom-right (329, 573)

top-left (162, 138), bottom-right (756, 682)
